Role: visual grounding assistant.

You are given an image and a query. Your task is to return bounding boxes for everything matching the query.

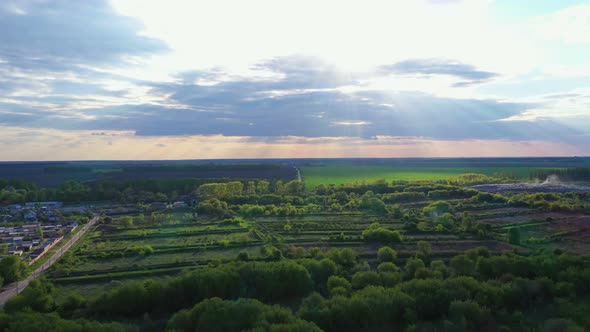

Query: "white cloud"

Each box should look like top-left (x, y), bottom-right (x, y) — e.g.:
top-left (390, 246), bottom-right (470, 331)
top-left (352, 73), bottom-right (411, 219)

top-left (110, 0), bottom-right (538, 79)
top-left (533, 5), bottom-right (590, 44)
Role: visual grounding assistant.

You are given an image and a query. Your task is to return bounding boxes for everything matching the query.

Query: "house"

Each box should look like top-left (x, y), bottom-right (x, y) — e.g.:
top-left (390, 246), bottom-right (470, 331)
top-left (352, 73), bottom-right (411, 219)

top-left (30, 247), bottom-right (47, 258)
top-left (22, 224), bottom-right (38, 232)
top-left (1, 214), bottom-right (12, 222)
top-left (6, 204), bottom-right (22, 212)
top-left (25, 202), bottom-right (63, 209)
top-left (66, 221), bottom-right (78, 232)
top-left (42, 225), bottom-right (57, 231)
top-left (21, 242), bottom-right (34, 251)
top-left (151, 202), bottom-right (168, 210)
top-left (47, 214), bottom-right (61, 222)
top-left (23, 210), bottom-right (37, 221)
top-left (172, 201), bottom-right (188, 208)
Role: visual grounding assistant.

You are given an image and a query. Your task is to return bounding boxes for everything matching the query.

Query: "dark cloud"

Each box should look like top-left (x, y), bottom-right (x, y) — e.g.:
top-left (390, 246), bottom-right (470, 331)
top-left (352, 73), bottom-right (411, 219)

top-left (381, 59), bottom-right (499, 86)
top-left (2, 80), bottom-right (577, 144)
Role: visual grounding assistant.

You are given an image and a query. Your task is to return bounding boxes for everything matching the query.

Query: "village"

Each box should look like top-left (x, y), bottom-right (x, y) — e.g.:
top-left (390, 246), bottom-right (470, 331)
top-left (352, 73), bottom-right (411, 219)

top-left (0, 202), bottom-right (80, 264)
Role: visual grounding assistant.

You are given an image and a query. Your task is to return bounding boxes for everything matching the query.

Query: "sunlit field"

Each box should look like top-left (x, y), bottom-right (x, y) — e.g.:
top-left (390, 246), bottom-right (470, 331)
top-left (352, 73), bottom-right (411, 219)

top-left (301, 165), bottom-right (545, 189)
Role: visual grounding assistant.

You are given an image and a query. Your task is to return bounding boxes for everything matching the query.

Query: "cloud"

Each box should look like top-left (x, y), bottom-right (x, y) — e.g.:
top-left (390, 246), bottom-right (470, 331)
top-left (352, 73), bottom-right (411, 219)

top-left (0, 1), bottom-right (589, 160)
top-left (381, 59), bottom-right (499, 87)
top-left (0, 54), bottom-right (582, 145)
top-left (533, 5), bottom-right (590, 44)
top-left (0, 0), bottom-right (168, 71)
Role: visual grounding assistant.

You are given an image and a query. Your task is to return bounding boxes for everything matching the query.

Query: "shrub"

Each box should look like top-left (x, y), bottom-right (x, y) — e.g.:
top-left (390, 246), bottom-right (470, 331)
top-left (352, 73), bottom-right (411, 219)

top-left (362, 223), bottom-right (403, 243)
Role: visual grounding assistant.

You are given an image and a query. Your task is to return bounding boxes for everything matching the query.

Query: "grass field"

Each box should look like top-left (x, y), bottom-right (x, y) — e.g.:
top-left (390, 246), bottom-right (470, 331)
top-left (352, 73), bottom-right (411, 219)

top-left (301, 165), bottom-right (541, 189)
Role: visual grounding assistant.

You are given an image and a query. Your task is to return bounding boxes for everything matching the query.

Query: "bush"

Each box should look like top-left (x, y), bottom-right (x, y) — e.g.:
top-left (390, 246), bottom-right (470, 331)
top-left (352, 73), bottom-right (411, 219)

top-left (237, 251), bottom-right (249, 261)
top-left (124, 245), bottom-right (154, 256)
top-left (362, 223), bottom-right (403, 243)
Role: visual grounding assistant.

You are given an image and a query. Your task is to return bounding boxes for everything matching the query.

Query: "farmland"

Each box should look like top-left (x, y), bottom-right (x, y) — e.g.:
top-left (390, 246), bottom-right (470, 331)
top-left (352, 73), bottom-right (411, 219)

top-left (298, 157), bottom-right (590, 189)
top-left (48, 192), bottom-right (589, 296)
top-left (2, 159), bottom-right (590, 331)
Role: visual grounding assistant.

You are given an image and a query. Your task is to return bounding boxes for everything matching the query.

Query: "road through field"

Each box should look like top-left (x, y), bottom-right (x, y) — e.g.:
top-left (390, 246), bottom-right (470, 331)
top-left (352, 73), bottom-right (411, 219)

top-left (0, 214), bottom-right (99, 306)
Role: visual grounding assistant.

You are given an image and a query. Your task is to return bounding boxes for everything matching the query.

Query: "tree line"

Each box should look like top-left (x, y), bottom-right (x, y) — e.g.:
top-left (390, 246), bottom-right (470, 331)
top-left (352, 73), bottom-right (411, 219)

top-left (3, 248), bottom-right (590, 331)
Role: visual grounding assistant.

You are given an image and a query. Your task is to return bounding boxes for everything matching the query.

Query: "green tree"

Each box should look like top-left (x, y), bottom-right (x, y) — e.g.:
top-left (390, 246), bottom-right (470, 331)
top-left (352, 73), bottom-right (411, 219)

top-left (416, 241), bottom-right (432, 263)
top-left (36, 225), bottom-right (44, 241)
top-left (327, 276), bottom-right (352, 296)
top-left (450, 254), bottom-right (475, 276)
top-left (0, 256), bottom-right (26, 284)
top-left (167, 297), bottom-right (322, 332)
top-left (405, 257), bottom-right (425, 277)
top-left (377, 262), bottom-right (400, 273)
top-left (377, 246), bottom-right (397, 263)
top-left (120, 216), bottom-right (134, 227)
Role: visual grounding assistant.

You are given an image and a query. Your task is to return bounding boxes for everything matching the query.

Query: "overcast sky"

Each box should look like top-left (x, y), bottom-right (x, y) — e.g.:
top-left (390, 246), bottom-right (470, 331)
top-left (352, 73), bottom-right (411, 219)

top-left (1, 0), bottom-right (590, 160)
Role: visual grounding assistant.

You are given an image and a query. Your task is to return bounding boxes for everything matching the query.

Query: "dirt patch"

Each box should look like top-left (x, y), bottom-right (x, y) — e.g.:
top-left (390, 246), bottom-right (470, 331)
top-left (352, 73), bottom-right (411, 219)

top-left (469, 207), bottom-right (533, 216)
top-left (471, 182), bottom-right (590, 193)
top-left (479, 212), bottom-right (569, 225)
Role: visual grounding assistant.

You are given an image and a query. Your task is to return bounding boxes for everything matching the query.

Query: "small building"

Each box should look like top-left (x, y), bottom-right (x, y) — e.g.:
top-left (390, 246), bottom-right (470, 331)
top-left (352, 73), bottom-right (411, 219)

top-left (0, 214), bottom-right (12, 222)
top-left (6, 204), bottom-right (22, 212)
top-left (151, 202), bottom-right (168, 210)
top-left (25, 202), bottom-right (63, 209)
top-left (66, 221), bottom-right (78, 232)
top-left (30, 247), bottom-right (47, 258)
top-left (23, 210), bottom-right (37, 221)
top-left (47, 214), bottom-right (61, 222)
top-left (172, 201), bottom-right (188, 208)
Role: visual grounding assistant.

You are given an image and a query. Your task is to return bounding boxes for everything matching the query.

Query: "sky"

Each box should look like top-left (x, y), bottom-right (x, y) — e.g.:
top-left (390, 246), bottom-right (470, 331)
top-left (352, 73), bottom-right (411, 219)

top-left (0, 0), bottom-right (590, 160)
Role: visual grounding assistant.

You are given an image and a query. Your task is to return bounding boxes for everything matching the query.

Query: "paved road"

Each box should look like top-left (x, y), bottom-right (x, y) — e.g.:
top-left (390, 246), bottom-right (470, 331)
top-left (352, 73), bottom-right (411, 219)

top-left (0, 215), bottom-right (99, 306)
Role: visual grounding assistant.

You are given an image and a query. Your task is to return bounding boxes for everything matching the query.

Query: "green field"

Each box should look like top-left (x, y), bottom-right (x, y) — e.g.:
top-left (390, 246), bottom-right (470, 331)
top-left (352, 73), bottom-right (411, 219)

top-left (301, 165), bottom-right (539, 189)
